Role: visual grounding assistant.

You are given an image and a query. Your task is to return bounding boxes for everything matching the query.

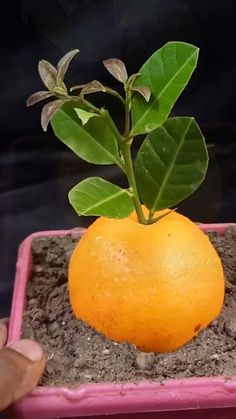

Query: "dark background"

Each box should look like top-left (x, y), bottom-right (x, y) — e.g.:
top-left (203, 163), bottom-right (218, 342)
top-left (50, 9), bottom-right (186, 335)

top-left (0, 0), bottom-right (235, 316)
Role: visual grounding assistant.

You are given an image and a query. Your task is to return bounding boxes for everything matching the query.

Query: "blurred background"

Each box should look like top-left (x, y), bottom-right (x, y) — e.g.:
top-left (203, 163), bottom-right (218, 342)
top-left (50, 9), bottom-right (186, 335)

top-left (0, 0), bottom-right (235, 316)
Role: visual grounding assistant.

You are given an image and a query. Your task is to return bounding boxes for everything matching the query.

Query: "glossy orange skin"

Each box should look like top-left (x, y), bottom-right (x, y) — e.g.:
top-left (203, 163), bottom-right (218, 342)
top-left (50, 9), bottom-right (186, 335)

top-left (69, 210), bottom-right (225, 352)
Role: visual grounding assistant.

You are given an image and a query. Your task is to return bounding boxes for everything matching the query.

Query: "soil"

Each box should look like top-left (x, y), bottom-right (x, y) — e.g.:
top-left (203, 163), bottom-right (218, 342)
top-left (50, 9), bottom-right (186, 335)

top-left (23, 226), bottom-right (236, 386)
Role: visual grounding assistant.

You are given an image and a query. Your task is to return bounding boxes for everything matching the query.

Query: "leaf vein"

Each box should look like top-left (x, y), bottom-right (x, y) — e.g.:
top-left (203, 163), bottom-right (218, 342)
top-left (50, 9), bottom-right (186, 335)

top-left (151, 118), bottom-right (193, 211)
top-left (78, 189), bottom-right (126, 214)
top-left (134, 50), bottom-right (197, 131)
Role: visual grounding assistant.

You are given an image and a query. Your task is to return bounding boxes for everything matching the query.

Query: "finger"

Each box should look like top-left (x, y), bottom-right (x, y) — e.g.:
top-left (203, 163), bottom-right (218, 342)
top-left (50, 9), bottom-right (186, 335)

top-left (0, 319), bottom-right (8, 349)
top-left (0, 339), bottom-right (46, 411)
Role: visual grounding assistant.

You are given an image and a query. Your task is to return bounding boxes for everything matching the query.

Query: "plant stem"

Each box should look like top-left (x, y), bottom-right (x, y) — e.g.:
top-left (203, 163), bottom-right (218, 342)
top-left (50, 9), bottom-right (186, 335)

top-left (123, 93), bottom-right (131, 137)
top-left (69, 95), bottom-right (101, 114)
top-left (70, 85), bottom-right (125, 105)
top-left (104, 87), bottom-right (126, 105)
top-left (120, 87), bottom-right (147, 225)
top-left (101, 109), bottom-right (126, 172)
top-left (68, 86), bottom-right (150, 225)
top-left (148, 209), bottom-right (155, 221)
top-left (121, 140), bottom-right (147, 224)
top-left (80, 96), bottom-right (102, 114)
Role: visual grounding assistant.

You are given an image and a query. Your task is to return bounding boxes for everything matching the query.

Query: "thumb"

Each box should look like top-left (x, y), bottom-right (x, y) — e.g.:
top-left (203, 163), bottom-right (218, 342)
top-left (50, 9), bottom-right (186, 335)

top-left (0, 339), bottom-right (46, 411)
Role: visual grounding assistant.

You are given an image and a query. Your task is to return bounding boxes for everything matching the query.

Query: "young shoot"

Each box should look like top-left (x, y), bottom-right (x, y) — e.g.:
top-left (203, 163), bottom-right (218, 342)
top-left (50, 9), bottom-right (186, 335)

top-left (27, 42), bottom-right (208, 225)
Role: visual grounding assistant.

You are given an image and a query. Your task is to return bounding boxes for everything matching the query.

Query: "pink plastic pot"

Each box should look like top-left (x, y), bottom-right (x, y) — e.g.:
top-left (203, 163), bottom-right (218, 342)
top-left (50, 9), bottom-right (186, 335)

top-left (6, 223), bottom-right (236, 419)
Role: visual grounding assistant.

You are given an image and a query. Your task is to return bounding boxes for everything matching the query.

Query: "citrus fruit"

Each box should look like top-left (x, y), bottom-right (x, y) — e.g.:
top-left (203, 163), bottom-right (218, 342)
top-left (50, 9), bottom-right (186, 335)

top-left (69, 209), bottom-right (225, 352)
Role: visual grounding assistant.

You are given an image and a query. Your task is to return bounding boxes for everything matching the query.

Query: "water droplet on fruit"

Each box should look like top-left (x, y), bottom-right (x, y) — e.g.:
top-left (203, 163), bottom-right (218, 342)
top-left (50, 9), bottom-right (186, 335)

top-left (95, 235), bottom-right (102, 243)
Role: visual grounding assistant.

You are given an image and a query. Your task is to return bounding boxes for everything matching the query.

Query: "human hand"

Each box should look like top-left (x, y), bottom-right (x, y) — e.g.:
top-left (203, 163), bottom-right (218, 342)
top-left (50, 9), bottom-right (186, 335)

top-left (0, 319), bottom-right (46, 411)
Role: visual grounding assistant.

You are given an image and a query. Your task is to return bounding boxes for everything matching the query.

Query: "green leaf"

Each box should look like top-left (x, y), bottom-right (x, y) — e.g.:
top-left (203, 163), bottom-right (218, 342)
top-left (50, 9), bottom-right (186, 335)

top-left (51, 104), bottom-right (121, 165)
top-left (68, 177), bottom-right (134, 218)
top-left (135, 117), bottom-right (208, 211)
top-left (131, 42), bottom-right (199, 135)
top-left (74, 108), bottom-right (99, 125)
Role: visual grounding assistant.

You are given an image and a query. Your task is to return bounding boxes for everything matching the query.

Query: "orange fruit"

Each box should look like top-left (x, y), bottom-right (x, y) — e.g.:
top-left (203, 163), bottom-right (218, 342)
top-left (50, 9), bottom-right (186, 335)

top-left (69, 209), bottom-right (225, 352)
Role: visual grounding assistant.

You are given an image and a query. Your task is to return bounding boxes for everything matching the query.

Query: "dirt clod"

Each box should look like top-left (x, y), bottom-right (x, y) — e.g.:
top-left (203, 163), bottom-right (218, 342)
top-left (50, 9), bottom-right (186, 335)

top-left (135, 352), bottom-right (155, 370)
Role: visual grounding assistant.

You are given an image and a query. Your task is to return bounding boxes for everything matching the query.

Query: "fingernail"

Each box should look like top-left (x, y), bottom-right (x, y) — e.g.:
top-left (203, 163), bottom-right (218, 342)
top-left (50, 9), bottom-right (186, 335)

top-left (9, 339), bottom-right (44, 362)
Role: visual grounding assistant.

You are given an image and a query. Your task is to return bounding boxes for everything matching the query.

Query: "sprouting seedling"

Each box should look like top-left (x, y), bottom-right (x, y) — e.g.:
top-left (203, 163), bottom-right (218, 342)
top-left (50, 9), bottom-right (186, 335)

top-left (27, 41), bottom-right (208, 225)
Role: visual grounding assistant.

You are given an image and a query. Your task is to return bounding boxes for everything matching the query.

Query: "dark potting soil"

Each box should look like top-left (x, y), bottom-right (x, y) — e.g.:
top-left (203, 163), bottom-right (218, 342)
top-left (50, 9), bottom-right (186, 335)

top-left (23, 227), bottom-right (236, 386)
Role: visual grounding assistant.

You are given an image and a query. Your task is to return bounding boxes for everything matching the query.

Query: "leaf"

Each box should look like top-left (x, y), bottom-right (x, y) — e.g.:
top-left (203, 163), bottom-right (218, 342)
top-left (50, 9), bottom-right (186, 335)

top-left (51, 103), bottom-right (122, 165)
top-left (41, 99), bottom-right (66, 131)
top-left (74, 108), bottom-right (98, 125)
top-left (26, 91), bottom-right (53, 106)
top-left (135, 117), bottom-right (208, 211)
top-left (103, 58), bottom-right (128, 83)
top-left (38, 60), bottom-right (57, 90)
top-left (81, 80), bottom-right (106, 94)
top-left (131, 86), bottom-right (151, 102)
top-left (68, 177), bottom-right (134, 218)
top-left (57, 49), bottom-right (79, 84)
top-left (131, 42), bottom-right (199, 135)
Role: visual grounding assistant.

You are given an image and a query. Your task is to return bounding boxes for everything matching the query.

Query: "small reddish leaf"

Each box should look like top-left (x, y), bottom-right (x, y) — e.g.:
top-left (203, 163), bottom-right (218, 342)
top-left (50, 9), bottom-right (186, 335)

top-left (41, 99), bottom-right (65, 131)
top-left (57, 49), bottom-right (79, 84)
top-left (103, 58), bottom-right (128, 83)
top-left (38, 60), bottom-right (57, 90)
top-left (81, 80), bottom-right (106, 95)
top-left (132, 86), bottom-right (151, 102)
top-left (26, 91), bottom-right (53, 107)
